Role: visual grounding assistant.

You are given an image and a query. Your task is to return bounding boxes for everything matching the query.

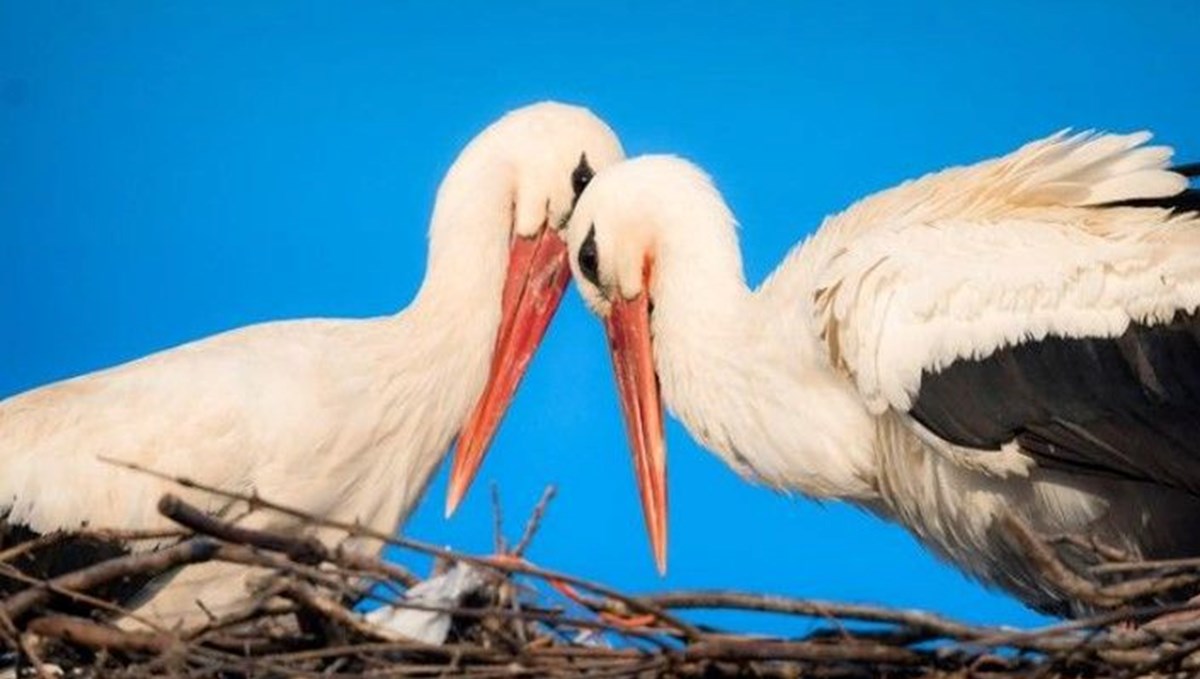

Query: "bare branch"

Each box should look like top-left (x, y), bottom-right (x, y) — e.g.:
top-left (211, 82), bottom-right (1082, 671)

top-left (512, 485), bottom-right (556, 558)
top-left (159, 493), bottom-right (418, 587)
top-left (27, 615), bottom-right (177, 654)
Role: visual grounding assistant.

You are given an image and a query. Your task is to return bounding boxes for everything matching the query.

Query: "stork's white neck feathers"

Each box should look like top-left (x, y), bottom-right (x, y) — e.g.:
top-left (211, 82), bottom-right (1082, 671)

top-left (412, 124), bottom-right (522, 323)
top-left (570, 156), bottom-right (878, 498)
top-left (365, 130), bottom-right (523, 494)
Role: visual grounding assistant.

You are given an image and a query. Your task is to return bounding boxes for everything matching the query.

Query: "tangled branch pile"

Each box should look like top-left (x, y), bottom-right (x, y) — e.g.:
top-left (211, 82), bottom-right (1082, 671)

top-left (3, 468), bottom-right (1200, 678)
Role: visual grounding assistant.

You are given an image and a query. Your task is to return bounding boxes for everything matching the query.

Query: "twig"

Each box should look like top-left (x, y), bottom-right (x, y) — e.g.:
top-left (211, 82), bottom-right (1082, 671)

top-left (1, 538), bottom-right (221, 620)
top-left (210, 543), bottom-right (360, 597)
top-left (1002, 514), bottom-right (1199, 606)
top-left (279, 581), bottom-right (396, 643)
top-left (159, 494), bottom-right (325, 563)
top-left (27, 614), bottom-right (177, 653)
top-left (0, 533), bottom-right (68, 566)
top-left (160, 493), bottom-right (418, 587)
top-left (999, 514), bottom-right (1126, 608)
top-left (1121, 634), bottom-right (1200, 678)
top-left (638, 590), bottom-right (994, 641)
top-left (681, 638), bottom-right (923, 665)
top-left (0, 562), bottom-right (176, 635)
top-left (512, 485), bottom-right (556, 558)
top-left (1045, 532), bottom-right (1133, 564)
top-left (1095, 555), bottom-right (1200, 576)
top-left (0, 606), bottom-right (51, 677)
top-left (490, 483), bottom-right (506, 555)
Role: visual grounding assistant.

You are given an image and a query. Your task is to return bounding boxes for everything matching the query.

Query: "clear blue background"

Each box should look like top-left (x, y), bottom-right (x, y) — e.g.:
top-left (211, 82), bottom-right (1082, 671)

top-left (3, 2), bottom-right (1198, 633)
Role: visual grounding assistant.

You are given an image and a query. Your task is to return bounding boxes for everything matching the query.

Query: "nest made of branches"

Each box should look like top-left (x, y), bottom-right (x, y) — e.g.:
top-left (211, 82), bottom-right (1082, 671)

top-left (2, 462), bottom-right (1200, 678)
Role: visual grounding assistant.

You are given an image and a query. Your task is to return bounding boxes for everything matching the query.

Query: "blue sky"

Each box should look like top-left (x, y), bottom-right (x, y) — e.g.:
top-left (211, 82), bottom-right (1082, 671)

top-left (3, 2), bottom-right (1198, 631)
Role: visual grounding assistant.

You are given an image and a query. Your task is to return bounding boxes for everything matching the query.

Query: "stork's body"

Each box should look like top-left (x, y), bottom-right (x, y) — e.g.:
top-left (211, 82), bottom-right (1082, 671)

top-left (2, 316), bottom-right (477, 623)
top-left (0, 102), bottom-right (623, 626)
top-left (566, 132), bottom-right (1200, 616)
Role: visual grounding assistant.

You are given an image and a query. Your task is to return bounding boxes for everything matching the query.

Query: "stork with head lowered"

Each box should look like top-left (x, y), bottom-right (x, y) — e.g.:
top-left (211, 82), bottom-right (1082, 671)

top-left (565, 133), bottom-right (1200, 616)
top-left (0, 101), bottom-right (623, 626)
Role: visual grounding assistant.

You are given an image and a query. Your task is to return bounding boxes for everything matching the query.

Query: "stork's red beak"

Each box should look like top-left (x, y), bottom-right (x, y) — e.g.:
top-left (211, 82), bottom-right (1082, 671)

top-left (445, 226), bottom-right (570, 517)
top-left (604, 265), bottom-right (668, 574)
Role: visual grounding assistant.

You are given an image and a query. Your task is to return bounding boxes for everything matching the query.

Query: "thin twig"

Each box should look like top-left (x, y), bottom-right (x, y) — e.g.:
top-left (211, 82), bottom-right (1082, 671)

top-left (681, 637), bottom-right (923, 665)
top-left (490, 483), bottom-right (506, 556)
top-left (999, 514), bottom-right (1124, 608)
top-left (639, 590), bottom-right (994, 641)
top-left (512, 485), bottom-right (556, 558)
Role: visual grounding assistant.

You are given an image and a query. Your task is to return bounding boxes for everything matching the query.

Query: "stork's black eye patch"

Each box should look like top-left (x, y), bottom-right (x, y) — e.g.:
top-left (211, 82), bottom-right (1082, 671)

top-left (571, 153), bottom-right (594, 201)
top-left (578, 224), bottom-right (600, 287)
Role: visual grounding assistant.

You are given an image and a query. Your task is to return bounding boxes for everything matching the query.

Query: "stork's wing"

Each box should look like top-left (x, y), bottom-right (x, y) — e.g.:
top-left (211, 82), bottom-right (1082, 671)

top-left (807, 131), bottom-right (1200, 490)
top-left (0, 319), bottom-right (365, 614)
top-left (909, 309), bottom-right (1200, 487)
top-left (0, 318), bottom-right (355, 543)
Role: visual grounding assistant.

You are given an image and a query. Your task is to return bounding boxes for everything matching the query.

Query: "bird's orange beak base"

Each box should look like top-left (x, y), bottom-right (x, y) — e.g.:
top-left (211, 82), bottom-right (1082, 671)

top-left (605, 260), bottom-right (668, 574)
top-left (445, 226), bottom-right (570, 517)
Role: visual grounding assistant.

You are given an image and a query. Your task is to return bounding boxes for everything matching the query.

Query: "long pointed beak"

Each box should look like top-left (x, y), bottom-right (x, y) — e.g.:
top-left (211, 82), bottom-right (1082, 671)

top-left (445, 226), bottom-right (571, 517)
top-left (605, 287), bottom-right (668, 574)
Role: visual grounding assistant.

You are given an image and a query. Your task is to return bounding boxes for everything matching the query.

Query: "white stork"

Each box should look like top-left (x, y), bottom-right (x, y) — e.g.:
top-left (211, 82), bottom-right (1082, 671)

top-left (563, 132), bottom-right (1200, 616)
top-left (0, 101), bottom-right (624, 626)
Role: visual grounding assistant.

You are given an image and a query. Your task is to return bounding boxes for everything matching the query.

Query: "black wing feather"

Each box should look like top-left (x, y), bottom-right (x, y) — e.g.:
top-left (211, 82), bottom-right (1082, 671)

top-left (1173, 162), bottom-right (1200, 178)
top-left (910, 311), bottom-right (1200, 493)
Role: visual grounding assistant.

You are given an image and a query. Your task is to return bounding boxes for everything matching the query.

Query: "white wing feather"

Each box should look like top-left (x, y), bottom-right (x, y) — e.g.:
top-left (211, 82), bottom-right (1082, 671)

top-left (793, 131), bottom-right (1199, 413)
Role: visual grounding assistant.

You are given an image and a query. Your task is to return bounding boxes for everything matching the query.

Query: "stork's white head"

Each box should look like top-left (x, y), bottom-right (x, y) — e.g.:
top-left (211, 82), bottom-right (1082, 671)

top-left (564, 155), bottom-right (742, 573)
top-left (443, 102), bottom-right (625, 516)
top-left (566, 155), bottom-right (739, 313)
top-left (479, 102), bottom-right (626, 235)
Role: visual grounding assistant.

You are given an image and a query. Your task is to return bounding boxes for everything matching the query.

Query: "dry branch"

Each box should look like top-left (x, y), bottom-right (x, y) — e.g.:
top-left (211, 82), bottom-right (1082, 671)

top-left (159, 492), bottom-right (419, 587)
top-left (27, 615), bottom-right (176, 654)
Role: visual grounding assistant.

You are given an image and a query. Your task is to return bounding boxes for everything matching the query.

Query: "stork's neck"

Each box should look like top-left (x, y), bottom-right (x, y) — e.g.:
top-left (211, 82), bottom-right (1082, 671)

top-left (341, 145), bottom-right (519, 529)
top-left (651, 221), bottom-right (879, 500)
top-left (386, 134), bottom-right (518, 416)
top-left (339, 292), bottom-right (501, 535)
top-left (410, 139), bottom-right (516, 322)
top-left (316, 304), bottom-right (496, 539)
top-left (388, 138), bottom-right (520, 446)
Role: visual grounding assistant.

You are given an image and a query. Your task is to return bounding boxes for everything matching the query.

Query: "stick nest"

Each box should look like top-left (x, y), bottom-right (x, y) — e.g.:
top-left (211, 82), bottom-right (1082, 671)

top-left (2, 464), bottom-right (1200, 678)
